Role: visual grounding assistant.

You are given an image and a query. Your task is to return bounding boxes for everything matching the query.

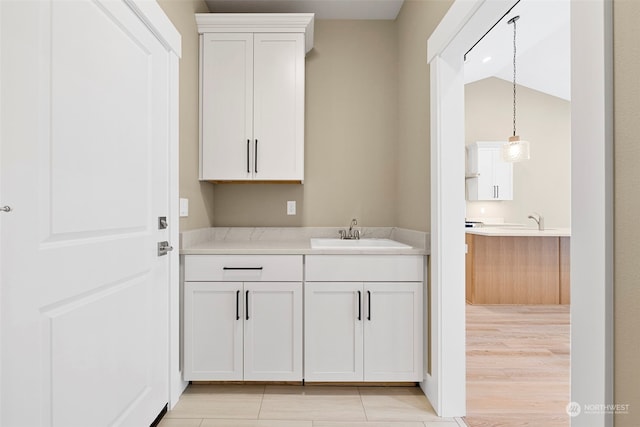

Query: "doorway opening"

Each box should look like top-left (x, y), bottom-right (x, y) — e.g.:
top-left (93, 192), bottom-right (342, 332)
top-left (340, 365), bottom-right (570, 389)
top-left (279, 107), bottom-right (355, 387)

top-left (426, 0), bottom-right (612, 423)
top-left (462, 2), bottom-right (571, 425)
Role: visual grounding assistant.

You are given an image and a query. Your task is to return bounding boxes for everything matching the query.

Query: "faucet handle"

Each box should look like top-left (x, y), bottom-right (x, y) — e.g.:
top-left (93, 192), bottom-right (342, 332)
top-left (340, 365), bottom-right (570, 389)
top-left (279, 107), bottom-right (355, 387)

top-left (338, 229), bottom-right (346, 239)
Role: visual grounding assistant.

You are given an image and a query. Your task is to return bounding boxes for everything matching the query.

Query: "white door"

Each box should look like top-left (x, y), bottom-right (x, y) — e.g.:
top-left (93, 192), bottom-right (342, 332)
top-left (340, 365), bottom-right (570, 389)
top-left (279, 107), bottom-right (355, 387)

top-left (183, 282), bottom-right (243, 381)
top-left (304, 283), bottom-right (363, 381)
top-left (253, 33), bottom-right (305, 181)
top-left (200, 33), bottom-right (254, 181)
top-left (364, 283), bottom-right (423, 381)
top-left (244, 282), bottom-right (302, 381)
top-left (0, 1), bottom-right (176, 425)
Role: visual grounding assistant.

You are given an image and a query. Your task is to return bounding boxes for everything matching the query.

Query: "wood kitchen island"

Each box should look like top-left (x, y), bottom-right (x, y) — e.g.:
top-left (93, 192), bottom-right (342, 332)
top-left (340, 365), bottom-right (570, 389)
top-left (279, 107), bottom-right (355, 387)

top-left (465, 227), bottom-right (570, 304)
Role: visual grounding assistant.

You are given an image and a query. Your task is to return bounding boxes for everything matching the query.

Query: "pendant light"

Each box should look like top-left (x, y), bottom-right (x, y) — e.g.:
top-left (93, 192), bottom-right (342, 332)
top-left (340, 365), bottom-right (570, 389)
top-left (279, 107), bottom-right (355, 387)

top-left (503, 15), bottom-right (530, 162)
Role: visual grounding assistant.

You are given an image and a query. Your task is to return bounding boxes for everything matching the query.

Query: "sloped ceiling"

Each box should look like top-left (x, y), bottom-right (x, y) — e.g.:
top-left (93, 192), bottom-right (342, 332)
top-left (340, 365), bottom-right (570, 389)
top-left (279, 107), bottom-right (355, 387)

top-left (464, 0), bottom-right (570, 100)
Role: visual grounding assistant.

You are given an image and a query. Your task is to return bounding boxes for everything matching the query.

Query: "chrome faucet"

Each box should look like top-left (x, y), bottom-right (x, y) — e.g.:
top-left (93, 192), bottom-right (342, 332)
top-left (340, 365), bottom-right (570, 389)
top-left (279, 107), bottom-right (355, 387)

top-left (339, 218), bottom-right (360, 240)
top-left (528, 212), bottom-right (545, 231)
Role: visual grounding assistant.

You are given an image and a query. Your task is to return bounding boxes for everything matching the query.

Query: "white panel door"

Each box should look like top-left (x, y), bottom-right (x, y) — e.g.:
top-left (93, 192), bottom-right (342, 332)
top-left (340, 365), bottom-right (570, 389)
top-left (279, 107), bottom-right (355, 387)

top-left (304, 283), bottom-right (363, 381)
top-left (364, 283), bottom-right (423, 382)
top-left (183, 282), bottom-right (243, 380)
top-left (253, 33), bottom-right (305, 181)
top-left (0, 1), bottom-right (175, 425)
top-left (244, 282), bottom-right (302, 381)
top-left (200, 33), bottom-right (254, 181)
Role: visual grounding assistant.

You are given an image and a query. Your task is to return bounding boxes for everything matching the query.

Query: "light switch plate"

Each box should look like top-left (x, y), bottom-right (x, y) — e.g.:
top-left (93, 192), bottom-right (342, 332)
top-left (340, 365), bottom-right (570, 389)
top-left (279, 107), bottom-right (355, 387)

top-left (179, 198), bottom-right (189, 217)
top-left (287, 200), bottom-right (296, 215)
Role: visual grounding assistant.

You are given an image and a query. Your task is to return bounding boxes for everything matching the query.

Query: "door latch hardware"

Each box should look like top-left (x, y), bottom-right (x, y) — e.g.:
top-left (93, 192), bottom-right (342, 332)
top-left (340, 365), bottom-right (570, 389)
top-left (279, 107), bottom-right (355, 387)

top-left (1, 206), bottom-right (12, 213)
top-left (157, 241), bottom-right (173, 256)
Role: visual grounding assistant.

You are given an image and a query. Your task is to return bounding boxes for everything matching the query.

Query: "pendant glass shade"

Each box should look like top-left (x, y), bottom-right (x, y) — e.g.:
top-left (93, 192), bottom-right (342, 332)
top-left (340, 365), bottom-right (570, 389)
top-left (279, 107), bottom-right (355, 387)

top-left (503, 136), bottom-right (530, 162)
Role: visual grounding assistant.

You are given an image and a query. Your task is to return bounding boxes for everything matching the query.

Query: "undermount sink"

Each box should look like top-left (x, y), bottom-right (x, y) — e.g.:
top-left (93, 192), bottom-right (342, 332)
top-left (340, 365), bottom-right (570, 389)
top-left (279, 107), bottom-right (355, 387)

top-left (310, 238), bottom-right (411, 249)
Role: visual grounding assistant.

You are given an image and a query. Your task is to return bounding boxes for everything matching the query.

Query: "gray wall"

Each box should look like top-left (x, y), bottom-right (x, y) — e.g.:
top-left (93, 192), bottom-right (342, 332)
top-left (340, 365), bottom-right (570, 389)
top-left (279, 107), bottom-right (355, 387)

top-left (614, 0), bottom-right (640, 424)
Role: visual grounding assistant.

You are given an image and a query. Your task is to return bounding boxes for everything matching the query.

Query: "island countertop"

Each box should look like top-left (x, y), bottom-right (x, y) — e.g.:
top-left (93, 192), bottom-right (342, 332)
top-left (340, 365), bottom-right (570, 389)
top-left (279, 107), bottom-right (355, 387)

top-left (465, 227), bottom-right (571, 237)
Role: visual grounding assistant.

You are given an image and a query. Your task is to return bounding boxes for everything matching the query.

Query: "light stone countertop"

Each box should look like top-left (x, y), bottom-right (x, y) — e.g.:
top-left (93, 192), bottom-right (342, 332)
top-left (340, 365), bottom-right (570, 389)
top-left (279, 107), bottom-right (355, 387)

top-left (180, 227), bottom-right (429, 256)
top-left (465, 227), bottom-right (571, 237)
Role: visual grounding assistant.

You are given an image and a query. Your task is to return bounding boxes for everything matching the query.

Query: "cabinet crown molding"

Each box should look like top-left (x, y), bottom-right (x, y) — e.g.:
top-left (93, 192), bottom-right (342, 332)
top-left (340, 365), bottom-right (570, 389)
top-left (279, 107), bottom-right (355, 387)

top-left (196, 13), bottom-right (315, 53)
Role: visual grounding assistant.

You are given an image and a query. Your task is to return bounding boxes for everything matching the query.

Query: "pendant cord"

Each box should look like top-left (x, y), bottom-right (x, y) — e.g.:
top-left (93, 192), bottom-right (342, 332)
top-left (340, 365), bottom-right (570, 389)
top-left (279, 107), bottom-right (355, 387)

top-left (509, 16), bottom-right (520, 138)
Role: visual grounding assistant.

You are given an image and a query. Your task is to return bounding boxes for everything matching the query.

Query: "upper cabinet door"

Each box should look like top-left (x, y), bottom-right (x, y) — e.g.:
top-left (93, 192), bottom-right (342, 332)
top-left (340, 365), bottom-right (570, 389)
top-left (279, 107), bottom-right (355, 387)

top-left (200, 33), bottom-right (254, 181)
top-left (466, 142), bottom-right (513, 201)
top-left (475, 148), bottom-right (497, 200)
top-left (253, 33), bottom-right (305, 181)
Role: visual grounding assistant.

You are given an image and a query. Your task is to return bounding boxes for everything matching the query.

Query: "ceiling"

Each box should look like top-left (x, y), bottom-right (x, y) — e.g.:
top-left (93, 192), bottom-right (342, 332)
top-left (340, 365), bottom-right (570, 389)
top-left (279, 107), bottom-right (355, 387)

top-left (205, 0), bottom-right (405, 20)
top-left (464, 0), bottom-right (571, 100)
top-left (203, 0), bottom-right (570, 100)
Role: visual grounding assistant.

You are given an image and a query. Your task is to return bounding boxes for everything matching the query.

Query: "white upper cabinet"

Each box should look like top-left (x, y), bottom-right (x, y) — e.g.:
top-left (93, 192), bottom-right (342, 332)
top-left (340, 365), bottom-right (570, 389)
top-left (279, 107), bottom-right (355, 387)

top-left (197, 14), bottom-right (314, 182)
top-left (466, 141), bottom-right (513, 201)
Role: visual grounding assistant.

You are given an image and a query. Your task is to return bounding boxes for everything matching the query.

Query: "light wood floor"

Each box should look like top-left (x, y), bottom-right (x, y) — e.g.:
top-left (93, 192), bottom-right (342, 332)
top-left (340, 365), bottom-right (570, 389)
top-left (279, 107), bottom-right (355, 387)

top-left (160, 384), bottom-right (467, 427)
top-left (464, 304), bottom-right (570, 427)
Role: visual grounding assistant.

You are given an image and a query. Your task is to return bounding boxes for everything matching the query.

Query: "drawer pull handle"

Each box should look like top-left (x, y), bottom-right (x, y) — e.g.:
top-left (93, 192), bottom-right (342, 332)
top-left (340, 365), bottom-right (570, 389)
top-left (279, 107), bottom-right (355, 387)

top-left (357, 290), bottom-right (362, 321)
top-left (223, 267), bottom-right (263, 271)
top-left (236, 290), bottom-right (240, 320)
top-left (245, 290), bottom-right (250, 320)
top-left (367, 290), bottom-right (372, 321)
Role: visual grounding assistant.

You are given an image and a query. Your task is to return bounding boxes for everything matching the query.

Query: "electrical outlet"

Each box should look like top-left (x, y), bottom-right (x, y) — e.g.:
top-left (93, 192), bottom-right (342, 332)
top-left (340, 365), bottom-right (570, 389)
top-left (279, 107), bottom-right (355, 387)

top-left (287, 201), bottom-right (296, 215)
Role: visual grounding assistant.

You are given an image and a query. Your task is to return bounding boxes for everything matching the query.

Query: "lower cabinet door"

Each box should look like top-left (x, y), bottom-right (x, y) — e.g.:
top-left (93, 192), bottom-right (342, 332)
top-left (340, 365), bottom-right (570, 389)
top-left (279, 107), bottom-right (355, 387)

top-left (363, 282), bottom-right (423, 382)
top-left (243, 282), bottom-right (303, 380)
top-left (184, 282), bottom-right (243, 380)
top-left (304, 282), bottom-right (364, 381)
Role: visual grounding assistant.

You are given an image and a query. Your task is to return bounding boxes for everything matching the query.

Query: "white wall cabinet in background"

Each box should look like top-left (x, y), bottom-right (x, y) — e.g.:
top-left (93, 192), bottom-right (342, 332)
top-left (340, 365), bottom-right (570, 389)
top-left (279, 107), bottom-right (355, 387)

top-left (466, 141), bottom-right (513, 200)
top-left (183, 255), bottom-right (303, 381)
top-left (304, 255), bottom-right (424, 382)
top-left (196, 14), bottom-right (314, 182)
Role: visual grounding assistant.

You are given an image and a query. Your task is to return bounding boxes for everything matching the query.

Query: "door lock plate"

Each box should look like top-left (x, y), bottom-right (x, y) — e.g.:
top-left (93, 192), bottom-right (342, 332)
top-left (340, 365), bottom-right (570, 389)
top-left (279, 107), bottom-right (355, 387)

top-left (158, 216), bottom-right (168, 230)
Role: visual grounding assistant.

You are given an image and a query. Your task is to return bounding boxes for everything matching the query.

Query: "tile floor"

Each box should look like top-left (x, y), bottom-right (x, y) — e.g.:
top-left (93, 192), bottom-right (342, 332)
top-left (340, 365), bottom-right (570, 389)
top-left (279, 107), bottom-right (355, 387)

top-left (160, 384), bottom-right (468, 427)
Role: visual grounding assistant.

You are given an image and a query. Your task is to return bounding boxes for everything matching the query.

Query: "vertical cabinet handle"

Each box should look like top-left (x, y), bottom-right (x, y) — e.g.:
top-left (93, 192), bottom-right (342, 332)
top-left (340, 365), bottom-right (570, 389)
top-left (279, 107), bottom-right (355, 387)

top-left (236, 290), bottom-right (240, 320)
top-left (254, 139), bottom-right (258, 173)
top-left (246, 139), bottom-right (250, 173)
top-left (245, 290), bottom-right (250, 320)
top-left (357, 290), bottom-right (362, 321)
top-left (367, 290), bottom-right (371, 321)
top-left (497, 185), bottom-right (499, 198)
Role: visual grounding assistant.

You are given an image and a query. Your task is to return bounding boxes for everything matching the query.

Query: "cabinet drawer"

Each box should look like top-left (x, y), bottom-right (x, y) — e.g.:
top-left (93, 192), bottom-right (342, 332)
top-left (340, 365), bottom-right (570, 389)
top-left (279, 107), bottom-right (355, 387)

top-left (305, 255), bottom-right (424, 282)
top-left (184, 255), bottom-right (303, 282)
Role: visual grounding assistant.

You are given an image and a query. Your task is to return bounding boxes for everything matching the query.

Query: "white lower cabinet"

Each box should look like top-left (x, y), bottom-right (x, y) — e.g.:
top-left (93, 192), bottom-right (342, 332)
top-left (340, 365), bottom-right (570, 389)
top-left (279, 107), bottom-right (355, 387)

top-left (363, 283), bottom-right (423, 381)
top-left (304, 255), bottom-right (424, 382)
top-left (184, 282), bottom-right (243, 380)
top-left (304, 283), bottom-right (364, 381)
top-left (243, 282), bottom-right (302, 380)
top-left (183, 255), bottom-right (303, 381)
top-left (184, 254), bottom-right (423, 384)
